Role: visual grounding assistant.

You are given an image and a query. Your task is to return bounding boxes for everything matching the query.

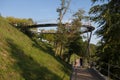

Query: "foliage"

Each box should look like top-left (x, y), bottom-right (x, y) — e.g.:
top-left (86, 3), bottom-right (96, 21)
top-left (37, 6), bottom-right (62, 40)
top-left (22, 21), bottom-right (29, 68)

top-left (37, 29), bottom-right (56, 45)
top-left (89, 43), bottom-right (96, 56)
top-left (5, 16), bottom-right (35, 37)
top-left (89, 0), bottom-right (120, 79)
top-left (55, 0), bottom-right (71, 60)
top-left (55, 8), bottom-right (88, 63)
top-left (63, 9), bottom-right (86, 62)
top-left (6, 16), bottom-right (34, 26)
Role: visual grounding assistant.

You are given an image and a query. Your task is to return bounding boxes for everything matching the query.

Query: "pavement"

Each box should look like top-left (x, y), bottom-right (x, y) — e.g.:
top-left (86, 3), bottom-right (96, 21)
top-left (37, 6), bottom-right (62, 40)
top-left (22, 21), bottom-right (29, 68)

top-left (70, 68), bottom-right (104, 80)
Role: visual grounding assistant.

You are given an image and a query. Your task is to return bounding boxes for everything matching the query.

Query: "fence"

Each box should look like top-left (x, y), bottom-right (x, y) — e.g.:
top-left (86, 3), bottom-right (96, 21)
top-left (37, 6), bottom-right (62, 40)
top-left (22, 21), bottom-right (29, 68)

top-left (95, 62), bottom-right (120, 80)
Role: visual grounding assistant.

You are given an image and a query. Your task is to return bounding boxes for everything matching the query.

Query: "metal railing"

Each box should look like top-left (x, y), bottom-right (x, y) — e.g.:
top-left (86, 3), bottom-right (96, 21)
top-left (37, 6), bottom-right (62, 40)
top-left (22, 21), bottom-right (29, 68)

top-left (95, 62), bottom-right (120, 80)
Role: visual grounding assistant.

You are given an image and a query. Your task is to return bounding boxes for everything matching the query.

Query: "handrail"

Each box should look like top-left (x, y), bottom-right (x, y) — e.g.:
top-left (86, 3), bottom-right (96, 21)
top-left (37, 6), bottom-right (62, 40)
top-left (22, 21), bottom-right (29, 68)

top-left (103, 62), bottom-right (120, 69)
top-left (100, 67), bottom-right (120, 80)
top-left (95, 61), bottom-right (120, 80)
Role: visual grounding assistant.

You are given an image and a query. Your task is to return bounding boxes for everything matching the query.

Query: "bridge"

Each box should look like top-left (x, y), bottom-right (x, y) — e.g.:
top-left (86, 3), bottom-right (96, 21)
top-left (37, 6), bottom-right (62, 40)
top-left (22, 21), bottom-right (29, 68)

top-left (26, 23), bottom-right (95, 34)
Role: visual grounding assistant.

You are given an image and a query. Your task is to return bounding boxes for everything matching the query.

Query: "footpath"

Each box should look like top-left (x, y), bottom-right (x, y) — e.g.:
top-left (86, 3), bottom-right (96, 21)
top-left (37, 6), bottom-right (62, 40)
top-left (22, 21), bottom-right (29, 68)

top-left (70, 67), bottom-right (105, 80)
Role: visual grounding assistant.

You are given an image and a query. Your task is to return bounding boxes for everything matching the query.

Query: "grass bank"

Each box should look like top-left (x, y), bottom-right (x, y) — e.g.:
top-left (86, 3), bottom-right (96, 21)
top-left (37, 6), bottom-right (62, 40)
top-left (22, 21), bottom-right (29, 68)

top-left (0, 17), bottom-right (71, 80)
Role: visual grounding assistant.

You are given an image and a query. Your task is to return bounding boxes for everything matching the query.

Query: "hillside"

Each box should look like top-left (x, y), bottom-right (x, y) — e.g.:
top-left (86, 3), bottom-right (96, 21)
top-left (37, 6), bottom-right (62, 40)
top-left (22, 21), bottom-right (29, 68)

top-left (0, 17), bottom-right (71, 80)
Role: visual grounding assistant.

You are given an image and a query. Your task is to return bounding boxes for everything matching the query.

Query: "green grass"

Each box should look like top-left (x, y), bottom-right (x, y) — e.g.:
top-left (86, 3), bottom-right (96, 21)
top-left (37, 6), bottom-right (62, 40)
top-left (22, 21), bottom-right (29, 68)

top-left (0, 17), bottom-right (71, 80)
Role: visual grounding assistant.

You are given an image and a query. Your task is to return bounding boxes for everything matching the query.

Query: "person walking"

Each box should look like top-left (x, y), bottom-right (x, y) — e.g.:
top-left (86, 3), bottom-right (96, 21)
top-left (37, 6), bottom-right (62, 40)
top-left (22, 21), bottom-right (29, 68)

top-left (80, 58), bottom-right (83, 68)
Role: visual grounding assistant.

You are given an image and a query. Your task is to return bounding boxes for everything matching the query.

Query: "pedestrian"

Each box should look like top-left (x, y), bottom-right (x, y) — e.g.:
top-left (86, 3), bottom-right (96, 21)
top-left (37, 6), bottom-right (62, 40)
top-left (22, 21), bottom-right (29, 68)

top-left (80, 58), bottom-right (83, 68)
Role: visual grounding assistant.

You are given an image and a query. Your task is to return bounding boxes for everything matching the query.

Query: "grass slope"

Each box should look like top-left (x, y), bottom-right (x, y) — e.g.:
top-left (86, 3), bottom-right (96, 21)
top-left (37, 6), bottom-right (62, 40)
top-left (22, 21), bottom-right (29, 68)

top-left (0, 17), bottom-right (71, 80)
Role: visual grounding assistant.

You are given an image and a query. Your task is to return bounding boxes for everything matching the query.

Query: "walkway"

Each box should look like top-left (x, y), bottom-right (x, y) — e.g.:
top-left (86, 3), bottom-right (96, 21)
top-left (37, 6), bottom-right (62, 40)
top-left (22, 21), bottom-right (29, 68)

top-left (70, 68), bottom-right (105, 80)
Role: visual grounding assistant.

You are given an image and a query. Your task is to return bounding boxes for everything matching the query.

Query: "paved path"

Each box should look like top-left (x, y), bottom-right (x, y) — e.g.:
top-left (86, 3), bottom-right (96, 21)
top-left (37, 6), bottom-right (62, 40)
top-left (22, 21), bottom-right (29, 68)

top-left (71, 68), bottom-right (104, 80)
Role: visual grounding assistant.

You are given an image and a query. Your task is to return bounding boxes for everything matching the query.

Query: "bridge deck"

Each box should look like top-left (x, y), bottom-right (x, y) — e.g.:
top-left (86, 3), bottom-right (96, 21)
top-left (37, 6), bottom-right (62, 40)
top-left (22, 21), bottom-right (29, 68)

top-left (71, 68), bottom-right (105, 80)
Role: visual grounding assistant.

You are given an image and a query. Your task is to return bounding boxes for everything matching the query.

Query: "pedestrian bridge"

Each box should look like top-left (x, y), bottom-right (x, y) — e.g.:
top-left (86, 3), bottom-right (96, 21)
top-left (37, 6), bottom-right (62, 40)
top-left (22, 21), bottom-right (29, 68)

top-left (26, 23), bottom-right (95, 34)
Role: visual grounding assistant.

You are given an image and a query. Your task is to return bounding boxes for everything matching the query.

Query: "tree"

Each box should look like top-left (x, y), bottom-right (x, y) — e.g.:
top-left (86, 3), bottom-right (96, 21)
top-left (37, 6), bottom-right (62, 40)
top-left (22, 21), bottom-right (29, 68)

top-left (63, 9), bottom-right (85, 63)
top-left (89, 0), bottom-right (120, 79)
top-left (55, 0), bottom-right (71, 57)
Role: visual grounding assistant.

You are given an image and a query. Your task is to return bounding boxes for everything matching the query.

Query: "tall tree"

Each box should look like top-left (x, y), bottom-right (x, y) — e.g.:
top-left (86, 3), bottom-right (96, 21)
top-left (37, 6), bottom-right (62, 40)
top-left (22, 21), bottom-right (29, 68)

top-left (64, 9), bottom-right (85, 63)
top-left (89, 0), bottom-right (120, 79)
top-left (55, 0), bottom-right (71, 57)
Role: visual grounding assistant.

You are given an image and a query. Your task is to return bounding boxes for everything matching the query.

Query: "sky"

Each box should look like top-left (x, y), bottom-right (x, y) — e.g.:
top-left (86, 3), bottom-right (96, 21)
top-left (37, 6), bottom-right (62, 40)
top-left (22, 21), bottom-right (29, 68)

top-left (0, 0), bottom-right (101, 44)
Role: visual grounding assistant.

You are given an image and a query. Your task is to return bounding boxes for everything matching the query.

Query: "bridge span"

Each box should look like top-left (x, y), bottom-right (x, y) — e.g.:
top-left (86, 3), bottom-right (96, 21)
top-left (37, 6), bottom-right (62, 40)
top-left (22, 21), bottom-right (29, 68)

top-left (26, 23), bottom-right (95, 33)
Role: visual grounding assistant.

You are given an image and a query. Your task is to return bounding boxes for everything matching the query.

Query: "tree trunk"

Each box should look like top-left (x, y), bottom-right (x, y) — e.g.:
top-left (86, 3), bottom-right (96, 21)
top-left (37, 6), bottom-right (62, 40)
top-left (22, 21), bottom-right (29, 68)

top-left (59, 43), bottom-right (63, 57)
top-left (67, 53), bottom-right (72, 63)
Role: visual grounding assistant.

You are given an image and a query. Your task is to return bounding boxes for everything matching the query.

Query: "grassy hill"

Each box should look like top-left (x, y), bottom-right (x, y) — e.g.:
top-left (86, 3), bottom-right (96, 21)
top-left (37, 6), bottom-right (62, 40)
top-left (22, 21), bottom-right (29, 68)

top-left (0, 17), bottom-right (71, 80)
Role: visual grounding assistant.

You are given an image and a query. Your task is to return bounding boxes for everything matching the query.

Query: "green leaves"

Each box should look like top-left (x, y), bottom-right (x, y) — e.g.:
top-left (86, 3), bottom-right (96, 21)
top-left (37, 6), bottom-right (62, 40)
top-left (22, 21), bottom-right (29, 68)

top-left (6, 17), bottom-right (34, 27)
top-left (90, 0), bottom-right (120, 79)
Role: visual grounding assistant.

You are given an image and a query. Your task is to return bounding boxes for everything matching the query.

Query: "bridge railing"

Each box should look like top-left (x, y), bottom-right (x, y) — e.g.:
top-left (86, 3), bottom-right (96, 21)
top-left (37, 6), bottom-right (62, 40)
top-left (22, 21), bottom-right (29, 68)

top-left (93, 62), bottom-right (120, 80)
